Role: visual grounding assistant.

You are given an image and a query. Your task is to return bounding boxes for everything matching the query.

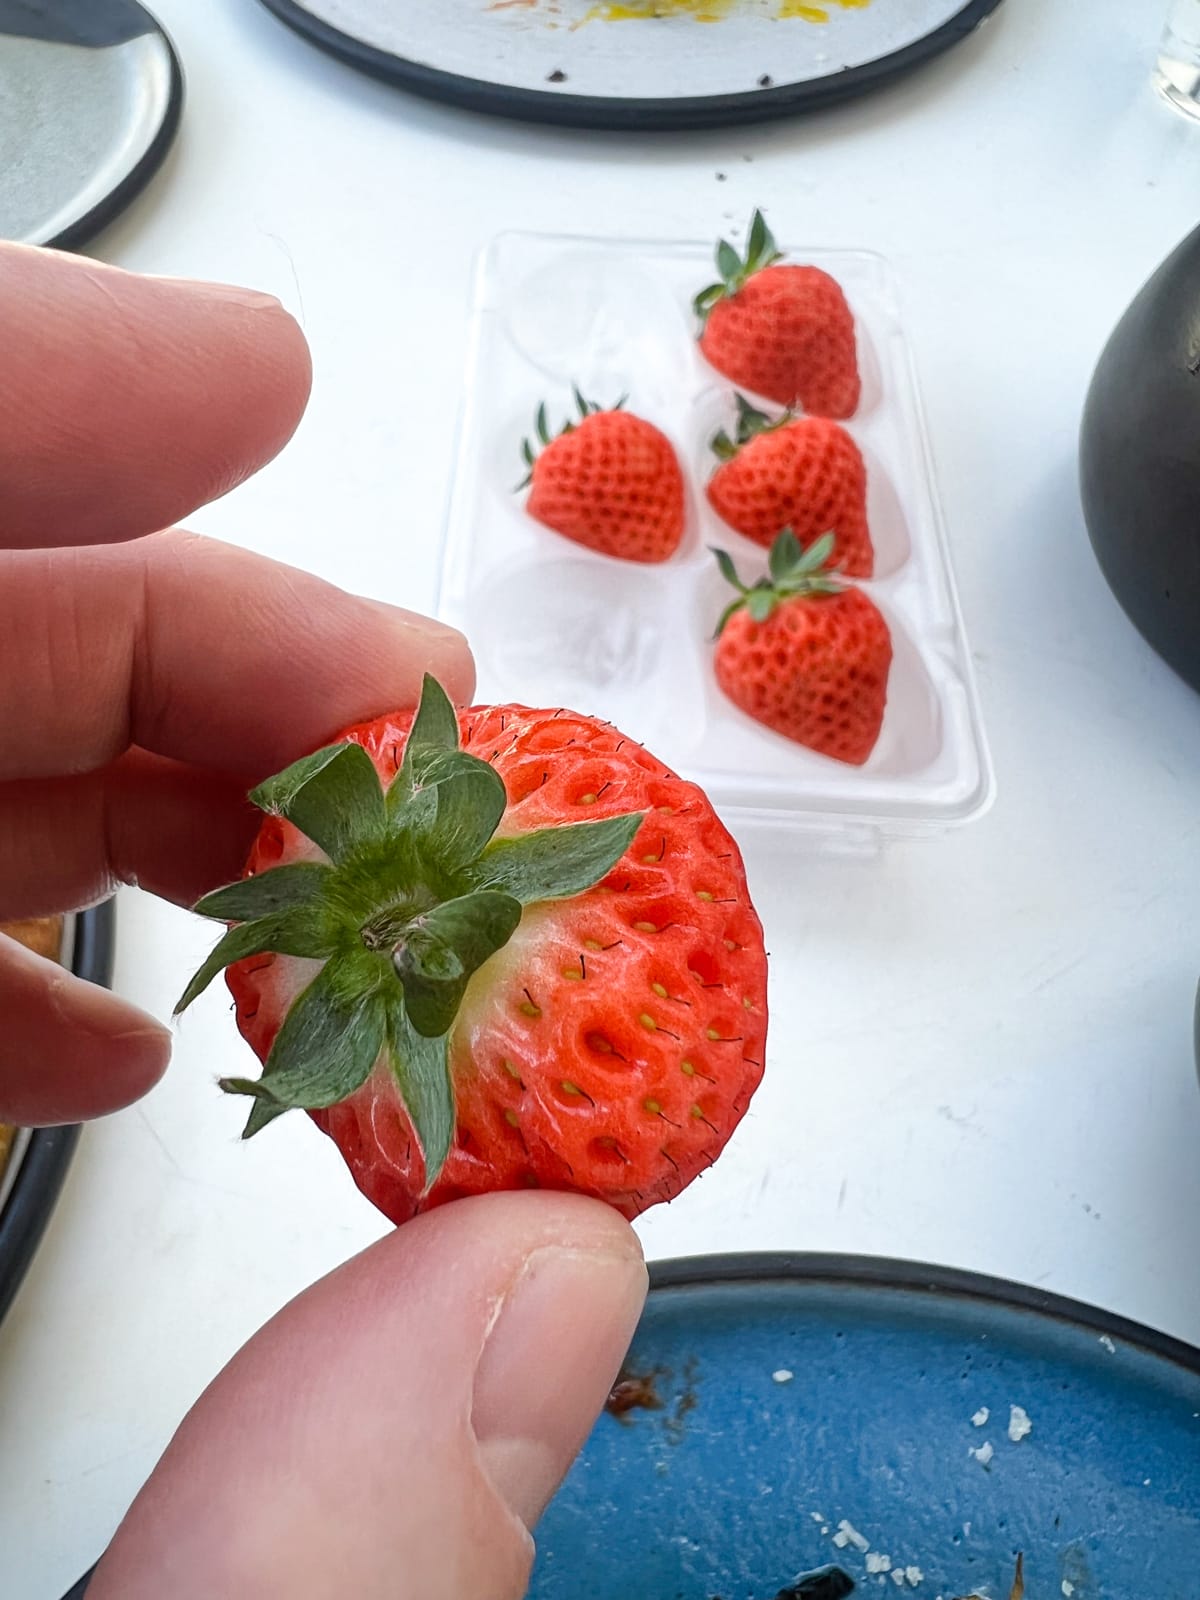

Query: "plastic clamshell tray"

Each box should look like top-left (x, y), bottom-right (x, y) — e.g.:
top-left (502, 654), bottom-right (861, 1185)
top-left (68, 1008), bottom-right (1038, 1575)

top-left (437, 230), bottom-right (993, 840)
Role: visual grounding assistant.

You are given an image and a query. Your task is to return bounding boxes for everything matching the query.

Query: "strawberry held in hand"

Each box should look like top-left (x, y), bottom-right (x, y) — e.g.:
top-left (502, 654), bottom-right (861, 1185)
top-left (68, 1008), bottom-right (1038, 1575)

top-left (713, 531), bottom-right (891, 766)
top-left (708, 394), bottom-right (873, 577)
top-left (520, 390), bottom-right (685, 563)
top-left (177, 677), bottom-right (766, 1224)
top-left (695, 210), bottom-right (861, 419)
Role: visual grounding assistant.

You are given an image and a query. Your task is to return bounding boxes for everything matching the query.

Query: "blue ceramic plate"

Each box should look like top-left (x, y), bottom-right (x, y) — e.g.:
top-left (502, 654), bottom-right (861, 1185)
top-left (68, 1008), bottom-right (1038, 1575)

top-left (530, 1255), bottom-right (1200, 1599)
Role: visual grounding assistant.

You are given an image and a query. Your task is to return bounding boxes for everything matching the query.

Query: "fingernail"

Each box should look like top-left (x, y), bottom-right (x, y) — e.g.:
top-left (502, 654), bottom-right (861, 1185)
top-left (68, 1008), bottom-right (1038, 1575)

top-left (152, 275), bottom-right (284, 312)
top-left (473, 1242), bottom-right (647, 1530)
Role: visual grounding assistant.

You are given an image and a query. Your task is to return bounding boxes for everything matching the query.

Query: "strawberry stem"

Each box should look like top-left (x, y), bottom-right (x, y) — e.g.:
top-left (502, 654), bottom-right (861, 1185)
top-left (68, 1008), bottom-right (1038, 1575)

top-left (692, 208), bottom-right (785, 323)
top-left (711, 529), bottom-right (845, 635)
top-left (516, 388), bottom-right (619, 491)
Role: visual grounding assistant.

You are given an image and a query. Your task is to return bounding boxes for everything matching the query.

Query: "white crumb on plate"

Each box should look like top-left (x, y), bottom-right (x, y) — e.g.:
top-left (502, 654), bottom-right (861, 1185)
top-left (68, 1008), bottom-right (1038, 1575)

top-left (821, 1526), bottom-right (830, 1536)
top-left (1144, 1476), bottom-right (1152, 1486)
top-left (969, 1440), bottom-right (994, 1466)
top-left (905, 1566), bottom-right (924, 1586)
top-left (773, 1369), bottom-right (794, 1384)
top-left (810, 1511), bottom-right (825, 1523)
top-left (1008, 1404), bottom-right (1033, 1442)
top-left (1061, 1583), bottom-right (1075, 1597)
top-left (1099, 1334), bottom-right (1116, 1354)
top-left (890, 1571), bottom-right (905, 1588)
top-left (835, 1519), bottom-right (870, 1553)
top-left (865, 1552), bottom-right (891, 1573)
top-left (971, 1406), bottom-right (989, 1426)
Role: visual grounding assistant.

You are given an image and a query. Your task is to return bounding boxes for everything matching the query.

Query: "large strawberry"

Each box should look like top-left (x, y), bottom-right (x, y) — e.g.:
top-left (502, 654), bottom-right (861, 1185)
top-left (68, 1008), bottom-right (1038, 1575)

top-left (708, 394), bottom-right (873, 577)
top-left (520, 390), bottom-right (685, 563)
top-left (713, 530), bottom-right (891, 765)
top-left (177, 676), bottom-right (766, 1224)
top-left (695, 210), bottom-right (861, 419)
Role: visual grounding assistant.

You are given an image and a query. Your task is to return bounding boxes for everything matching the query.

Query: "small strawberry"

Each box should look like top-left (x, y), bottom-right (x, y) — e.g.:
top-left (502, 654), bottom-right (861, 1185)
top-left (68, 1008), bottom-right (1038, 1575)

top-left (694, 210), bottom-right (861, 419)
top-left (520, 389), bottom-right (685, 563)
top-left (713, 530), bottom-right (891, 765)
top-left (708, 394), bottom-right (873, 577)
top-left (177, 676), bottom-right (766, 1225)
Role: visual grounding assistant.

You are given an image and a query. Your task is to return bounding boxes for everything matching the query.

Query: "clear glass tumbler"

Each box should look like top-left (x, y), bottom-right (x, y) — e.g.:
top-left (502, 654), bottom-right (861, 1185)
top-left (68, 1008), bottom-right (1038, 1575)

top-left (1156, 0), bottom-right (1200, 120)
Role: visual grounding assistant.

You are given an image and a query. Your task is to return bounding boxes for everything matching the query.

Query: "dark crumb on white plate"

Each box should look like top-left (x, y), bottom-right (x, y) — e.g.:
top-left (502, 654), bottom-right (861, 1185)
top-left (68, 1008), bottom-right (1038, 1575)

top-left (716, 171), bottom-right (727, 181)
top-left (758, 72), bottom-right (774, 87)
top-left (547, 68), bottom-right (567, 83)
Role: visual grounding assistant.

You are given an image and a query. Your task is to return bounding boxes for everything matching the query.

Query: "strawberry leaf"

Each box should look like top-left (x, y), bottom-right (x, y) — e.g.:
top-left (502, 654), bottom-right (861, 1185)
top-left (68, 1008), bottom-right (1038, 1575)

top-left (394, 747), bottom-right (508, 869)
top-left (734, 392), bottom-right (783, 445)
top-left (711, 427), bottom-right (739, 463)
top-left (219, 963), bottom-right (387, 1131)
top-left (769, 528), bottom-right (805, 584)
top-left (193, 862), bottom-right (331, 924)
top-left (713, 596), bottom-right (746, 639)
top-left (251, 741), bottom-right (386, 865)
top-left (387, 1005), bottom-right (455, 1191)
top-left (175, 908), bottom-right (334, 1013)
top-left (746, 587), bottom-right (776, 624)
top-left (394, 890), bottom-right (522, 1038)
top-left (745, 209), bottom-right (783, 273)
top-left (712, 547), bottom-right (745, 590)
top-left (390, 674), bottom-right (460, 807)
top-left (469, 812), bottom-right (642, 905)
top-left (790, 530), bottom-right (838, 578)
top-left (747, 207), bottom-right (770, 265)
top-left (692, 281), bottom-right (725, 319)
top-left (716, 238), bottom-right (742, 286)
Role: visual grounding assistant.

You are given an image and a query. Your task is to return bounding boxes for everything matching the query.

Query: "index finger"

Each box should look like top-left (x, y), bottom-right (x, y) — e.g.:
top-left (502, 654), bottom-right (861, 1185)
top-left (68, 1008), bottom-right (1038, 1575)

top-left (1, 530), bottom-right (474, 781)
top-left (0, 243), bottom-right (313, 549)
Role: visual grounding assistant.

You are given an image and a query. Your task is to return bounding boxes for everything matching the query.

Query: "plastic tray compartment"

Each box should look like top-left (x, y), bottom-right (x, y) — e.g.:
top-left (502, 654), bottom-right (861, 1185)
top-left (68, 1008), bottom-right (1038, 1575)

top-left (437, 230), bottom-right (993, 839)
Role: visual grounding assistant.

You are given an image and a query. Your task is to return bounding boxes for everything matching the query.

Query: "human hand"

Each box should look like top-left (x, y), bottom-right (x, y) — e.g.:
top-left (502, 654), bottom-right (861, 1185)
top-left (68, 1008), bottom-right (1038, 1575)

top-left (0, 240), bottom-right (473, 1126)
top-left (0, 244), bottom-right (646, 1599)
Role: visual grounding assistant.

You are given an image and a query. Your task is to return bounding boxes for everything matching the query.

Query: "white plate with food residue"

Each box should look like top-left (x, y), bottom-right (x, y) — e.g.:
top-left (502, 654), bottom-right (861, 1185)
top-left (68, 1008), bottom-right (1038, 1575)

top-left (254, 0), bottom-right (1006, 129)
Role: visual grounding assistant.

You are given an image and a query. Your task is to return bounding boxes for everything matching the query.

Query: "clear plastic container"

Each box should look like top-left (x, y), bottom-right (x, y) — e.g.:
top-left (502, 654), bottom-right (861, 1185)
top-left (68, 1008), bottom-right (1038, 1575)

top-left (437, 230), bottom-right (993, 841)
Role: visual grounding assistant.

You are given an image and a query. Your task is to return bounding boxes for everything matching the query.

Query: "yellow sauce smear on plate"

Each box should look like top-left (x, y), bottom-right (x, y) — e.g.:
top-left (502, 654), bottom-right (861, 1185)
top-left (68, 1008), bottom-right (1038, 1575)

top-left (586, 0), bottom-right (870, 20)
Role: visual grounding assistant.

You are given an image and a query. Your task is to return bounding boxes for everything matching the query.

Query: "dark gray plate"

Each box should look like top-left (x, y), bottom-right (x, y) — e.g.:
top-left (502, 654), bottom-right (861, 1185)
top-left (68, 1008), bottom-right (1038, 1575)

top-left (0, 0), bottom-right (183, 248)
top-left (257, 0), bottom-right (1005, 131)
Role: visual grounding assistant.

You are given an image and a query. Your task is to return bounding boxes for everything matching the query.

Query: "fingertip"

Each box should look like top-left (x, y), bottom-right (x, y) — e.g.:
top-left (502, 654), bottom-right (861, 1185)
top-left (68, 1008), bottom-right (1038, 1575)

top-left (361, 599), bottom-right (476, 707)
top-left (0, 936), bottom-right (171, 1124)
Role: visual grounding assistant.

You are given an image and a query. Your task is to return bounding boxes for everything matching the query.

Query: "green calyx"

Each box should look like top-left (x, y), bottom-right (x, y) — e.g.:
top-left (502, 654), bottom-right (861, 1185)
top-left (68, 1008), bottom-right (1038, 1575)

top-left (693, 208), bottom-right (784, 324)
top-left (710, 392), bottom-right (794, 462)
top-left (712, 528), bottom-right (844, 636)
top-left (516, 386), bottom-right (627, 490)
top-left (176, 675), bottom-right (643, 1188)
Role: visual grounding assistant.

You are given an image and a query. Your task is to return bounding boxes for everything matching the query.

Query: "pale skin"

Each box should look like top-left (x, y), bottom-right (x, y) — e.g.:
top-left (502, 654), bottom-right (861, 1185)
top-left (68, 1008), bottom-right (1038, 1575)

top-left (0, 243), bottom-right (647, 1599)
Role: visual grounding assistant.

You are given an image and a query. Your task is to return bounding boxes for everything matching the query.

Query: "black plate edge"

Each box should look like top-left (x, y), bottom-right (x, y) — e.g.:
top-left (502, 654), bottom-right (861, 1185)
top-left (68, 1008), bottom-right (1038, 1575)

top-left (645, 1250), bottom-right (1200, 1375)
top-left (42, 11), bottom-right (186, 251)
top-left (0, 899), bottom-right (116, 1327)
top-left (255, 0), bottom-right (1005, 133)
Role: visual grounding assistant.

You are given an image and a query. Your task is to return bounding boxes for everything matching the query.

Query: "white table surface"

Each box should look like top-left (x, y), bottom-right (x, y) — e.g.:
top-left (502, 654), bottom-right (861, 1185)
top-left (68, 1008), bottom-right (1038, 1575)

top-left (8, 1), bottom-right (1200, 1593)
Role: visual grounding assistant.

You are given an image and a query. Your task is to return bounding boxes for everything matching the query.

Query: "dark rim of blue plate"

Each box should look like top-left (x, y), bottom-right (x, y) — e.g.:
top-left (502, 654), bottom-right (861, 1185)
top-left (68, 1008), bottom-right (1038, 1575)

top-left (2, 2), bottom-right (187, 250)
top-left (254, 0), bottom-right (1007, 133)
top-left (0, 899), bottom-right (115, 1327)
top-left (645, 1250), bottom-right (1200, 1374)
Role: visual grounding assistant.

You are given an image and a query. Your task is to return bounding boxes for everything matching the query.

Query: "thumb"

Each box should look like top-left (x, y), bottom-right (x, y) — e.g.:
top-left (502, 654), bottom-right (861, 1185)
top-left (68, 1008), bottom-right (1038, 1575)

top-left (87, 1192), bottom-right (647, 1600)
